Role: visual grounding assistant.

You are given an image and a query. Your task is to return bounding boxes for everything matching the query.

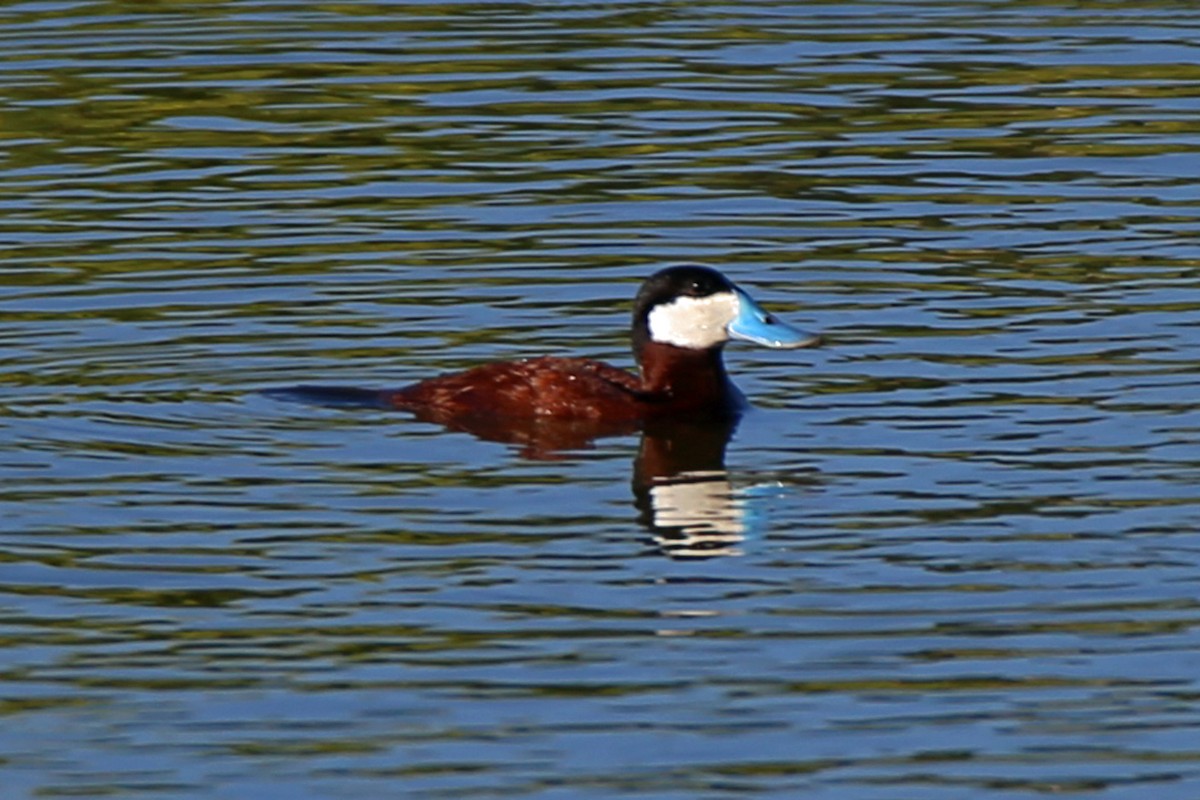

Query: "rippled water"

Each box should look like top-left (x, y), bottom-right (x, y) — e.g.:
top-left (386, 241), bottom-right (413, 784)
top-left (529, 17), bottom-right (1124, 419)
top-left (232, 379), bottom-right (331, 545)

top-left (3, 1), bottom-right (1200, 798)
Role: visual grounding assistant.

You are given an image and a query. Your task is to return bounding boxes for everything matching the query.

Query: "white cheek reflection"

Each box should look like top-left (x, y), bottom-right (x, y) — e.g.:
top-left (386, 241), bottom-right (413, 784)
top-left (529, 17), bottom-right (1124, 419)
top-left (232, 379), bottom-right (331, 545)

top-left (648, 471), bottom-right (781, 558)
top-left (647, 292), bottom-right (739, 349)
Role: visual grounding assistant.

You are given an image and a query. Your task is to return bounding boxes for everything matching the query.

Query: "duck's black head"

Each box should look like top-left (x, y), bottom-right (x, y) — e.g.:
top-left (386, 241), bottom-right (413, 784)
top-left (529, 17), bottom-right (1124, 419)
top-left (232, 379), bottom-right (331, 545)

top-left (631, 265), bottom-right (819, 360)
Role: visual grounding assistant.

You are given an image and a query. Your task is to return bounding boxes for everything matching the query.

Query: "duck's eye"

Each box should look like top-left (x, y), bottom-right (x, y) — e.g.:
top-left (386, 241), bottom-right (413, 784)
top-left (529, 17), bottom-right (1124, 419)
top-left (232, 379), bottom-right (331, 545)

top-left (762, 313), bottom-right (776, 324)
top-left (689, 281), bottom-right (702, 294)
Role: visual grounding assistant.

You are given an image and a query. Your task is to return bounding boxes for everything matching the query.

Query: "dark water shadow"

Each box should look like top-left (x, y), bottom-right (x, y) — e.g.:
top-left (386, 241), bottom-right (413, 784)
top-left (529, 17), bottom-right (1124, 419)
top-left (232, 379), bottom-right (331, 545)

top-left (265, 386), bottom-right (777, 558)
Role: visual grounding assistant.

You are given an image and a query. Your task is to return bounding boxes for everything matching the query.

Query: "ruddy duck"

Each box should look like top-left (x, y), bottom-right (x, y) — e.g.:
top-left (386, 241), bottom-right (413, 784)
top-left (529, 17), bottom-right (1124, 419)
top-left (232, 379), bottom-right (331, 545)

top-left (273, 265), bottom-right (819, 429)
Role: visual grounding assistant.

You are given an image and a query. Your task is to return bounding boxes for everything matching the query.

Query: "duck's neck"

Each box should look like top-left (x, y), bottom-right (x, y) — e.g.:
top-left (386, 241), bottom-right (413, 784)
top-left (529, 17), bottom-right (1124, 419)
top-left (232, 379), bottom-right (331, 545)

top-left (637, 340), bottom-right (740, 414)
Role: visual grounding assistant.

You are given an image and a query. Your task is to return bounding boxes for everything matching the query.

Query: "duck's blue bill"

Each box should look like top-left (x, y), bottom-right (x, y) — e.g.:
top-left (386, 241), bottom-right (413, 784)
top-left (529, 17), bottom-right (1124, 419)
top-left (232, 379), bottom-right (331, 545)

top-left (729, 288), bottom-right (821, 349)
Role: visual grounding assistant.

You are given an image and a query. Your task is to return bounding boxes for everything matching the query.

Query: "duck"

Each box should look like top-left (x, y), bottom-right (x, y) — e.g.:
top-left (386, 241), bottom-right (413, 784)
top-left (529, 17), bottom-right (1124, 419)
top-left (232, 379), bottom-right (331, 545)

top-left (272, 265), bottom-right (819, 429)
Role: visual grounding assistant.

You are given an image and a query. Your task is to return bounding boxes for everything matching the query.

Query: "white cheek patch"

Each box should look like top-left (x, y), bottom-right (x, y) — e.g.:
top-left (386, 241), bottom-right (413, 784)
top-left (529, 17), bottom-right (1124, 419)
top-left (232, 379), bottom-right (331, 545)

top-left (647, 292), bottom-right (739, 349)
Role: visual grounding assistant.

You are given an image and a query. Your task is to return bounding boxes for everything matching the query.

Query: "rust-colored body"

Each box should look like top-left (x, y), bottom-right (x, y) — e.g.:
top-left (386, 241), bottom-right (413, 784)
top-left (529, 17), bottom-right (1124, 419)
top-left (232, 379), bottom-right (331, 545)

top-left (386, 342), bottom-right (743, 425)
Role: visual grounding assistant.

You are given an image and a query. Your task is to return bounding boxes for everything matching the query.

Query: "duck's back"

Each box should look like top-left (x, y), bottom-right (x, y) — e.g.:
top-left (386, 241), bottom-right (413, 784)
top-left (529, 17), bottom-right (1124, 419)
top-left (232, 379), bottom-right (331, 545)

top-left (385, 356), bottom-right (649, 421)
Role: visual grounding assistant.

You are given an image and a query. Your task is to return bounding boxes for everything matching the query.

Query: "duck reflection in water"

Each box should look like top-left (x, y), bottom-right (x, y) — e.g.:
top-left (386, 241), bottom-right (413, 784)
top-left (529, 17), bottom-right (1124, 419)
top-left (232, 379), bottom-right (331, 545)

top-left (633, 416), bottom-right (760, 558)
top-left (266, 265), bottom-right (821, 557)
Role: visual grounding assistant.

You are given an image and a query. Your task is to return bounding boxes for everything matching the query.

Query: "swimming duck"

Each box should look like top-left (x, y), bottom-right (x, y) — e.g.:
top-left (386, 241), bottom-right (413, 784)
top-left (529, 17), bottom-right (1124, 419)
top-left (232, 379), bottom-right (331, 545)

top-left (376, 265), bottom-right (819, 423)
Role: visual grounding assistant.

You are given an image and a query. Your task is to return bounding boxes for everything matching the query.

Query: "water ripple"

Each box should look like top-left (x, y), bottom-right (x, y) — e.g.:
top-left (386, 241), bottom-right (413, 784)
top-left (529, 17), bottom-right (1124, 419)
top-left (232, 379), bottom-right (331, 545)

top-left (2, 1), bottom-right (1200, 798)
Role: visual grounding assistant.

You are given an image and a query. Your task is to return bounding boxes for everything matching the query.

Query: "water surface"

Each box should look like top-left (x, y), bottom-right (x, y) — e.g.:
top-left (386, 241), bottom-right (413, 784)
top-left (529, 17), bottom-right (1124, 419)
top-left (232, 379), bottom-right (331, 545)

top-left (3, 1), bottom-right (1200, 798)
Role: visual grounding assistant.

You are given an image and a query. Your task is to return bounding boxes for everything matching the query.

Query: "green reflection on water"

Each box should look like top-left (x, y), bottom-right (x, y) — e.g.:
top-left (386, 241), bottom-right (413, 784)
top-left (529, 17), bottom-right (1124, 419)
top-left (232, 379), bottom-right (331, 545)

top-left (2, 1), bottom-right (1200, 798)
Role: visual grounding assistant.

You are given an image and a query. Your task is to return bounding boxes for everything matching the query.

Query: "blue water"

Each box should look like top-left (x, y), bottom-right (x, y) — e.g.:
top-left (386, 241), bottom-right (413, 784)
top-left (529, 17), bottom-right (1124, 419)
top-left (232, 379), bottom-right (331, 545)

top-left (2, 1), bottom-right (1200, 798)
